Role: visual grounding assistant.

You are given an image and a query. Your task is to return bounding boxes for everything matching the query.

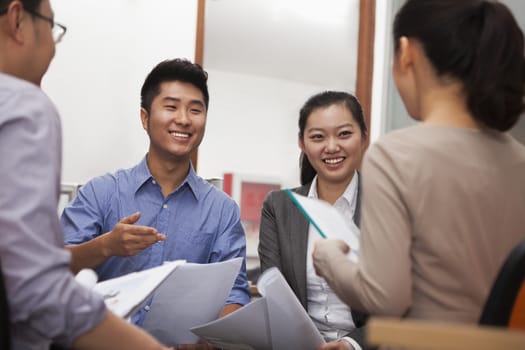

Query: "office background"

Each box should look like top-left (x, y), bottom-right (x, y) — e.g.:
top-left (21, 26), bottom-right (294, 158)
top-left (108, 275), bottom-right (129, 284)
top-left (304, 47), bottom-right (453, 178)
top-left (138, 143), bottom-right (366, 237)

top-left (42, 0), bottom-right (525, 189)
top-left (43, 0), bottom-right (199, 185)
top-left (44, 1), bottom-right (525, 267)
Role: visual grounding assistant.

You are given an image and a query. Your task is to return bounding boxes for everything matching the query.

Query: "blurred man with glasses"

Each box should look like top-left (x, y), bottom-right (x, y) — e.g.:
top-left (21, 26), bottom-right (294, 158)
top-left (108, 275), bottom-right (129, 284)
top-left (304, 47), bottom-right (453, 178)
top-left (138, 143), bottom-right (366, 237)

top-left (0, 1), bottom-right (173, 349)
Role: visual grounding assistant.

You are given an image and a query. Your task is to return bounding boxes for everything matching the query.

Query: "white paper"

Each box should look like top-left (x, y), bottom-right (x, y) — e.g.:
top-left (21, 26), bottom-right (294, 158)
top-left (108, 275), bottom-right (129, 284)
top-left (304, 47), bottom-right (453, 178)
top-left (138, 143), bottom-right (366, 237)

top-left (143, 257), bottom-right (243, 345)
top-left (287, 190), bottom-right (360, 262)
top-left (191, 298), bottom-right (271, 350)
top-left (91, 260), bottom-right (185, 318)
top-left (190, 267), bottom-right (325, 350)
top-left (258, 268), bottom-right (325, 349)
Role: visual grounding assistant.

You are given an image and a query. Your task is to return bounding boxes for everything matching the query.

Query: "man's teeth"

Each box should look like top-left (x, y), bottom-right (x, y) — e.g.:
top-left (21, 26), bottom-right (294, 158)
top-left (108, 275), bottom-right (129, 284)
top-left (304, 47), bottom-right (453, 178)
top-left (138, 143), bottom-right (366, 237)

top-left (324, 158), bottom-right (344, 164)
top-left (170, 132), bottom-right (189, 138)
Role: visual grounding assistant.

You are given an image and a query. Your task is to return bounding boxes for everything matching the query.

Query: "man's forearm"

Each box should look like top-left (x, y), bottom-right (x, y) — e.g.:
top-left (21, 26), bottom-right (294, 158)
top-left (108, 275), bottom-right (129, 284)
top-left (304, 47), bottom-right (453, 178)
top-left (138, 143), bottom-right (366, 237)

top-left (72, 311), bottom-right (170, 350)
top-left (66, 235), bottom-right (110, 274)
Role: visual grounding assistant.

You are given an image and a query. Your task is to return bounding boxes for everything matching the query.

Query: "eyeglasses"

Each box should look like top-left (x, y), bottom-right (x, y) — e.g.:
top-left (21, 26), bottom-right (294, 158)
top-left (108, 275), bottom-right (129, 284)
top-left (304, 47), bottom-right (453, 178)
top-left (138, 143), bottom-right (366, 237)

top-left (24, 8), bottom-right (67, 43)
top-left (0, 7), bottom-right (67, 43)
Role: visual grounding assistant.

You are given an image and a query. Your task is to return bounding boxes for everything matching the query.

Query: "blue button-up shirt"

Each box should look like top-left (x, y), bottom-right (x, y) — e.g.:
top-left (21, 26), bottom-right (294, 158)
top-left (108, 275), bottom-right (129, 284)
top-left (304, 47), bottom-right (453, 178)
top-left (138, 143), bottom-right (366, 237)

top-left (62, 157), bottom-right (250, 325)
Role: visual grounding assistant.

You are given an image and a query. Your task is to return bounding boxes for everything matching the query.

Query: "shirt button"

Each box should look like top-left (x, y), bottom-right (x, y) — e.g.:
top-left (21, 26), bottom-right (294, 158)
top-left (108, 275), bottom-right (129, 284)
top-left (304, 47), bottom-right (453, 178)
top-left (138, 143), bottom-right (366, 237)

top-left (163, 204), bottom-right (168, 209)
top-left (152, 180), bottom-right (156, 185)
top-left (144, 305), bottom-right (150, 311)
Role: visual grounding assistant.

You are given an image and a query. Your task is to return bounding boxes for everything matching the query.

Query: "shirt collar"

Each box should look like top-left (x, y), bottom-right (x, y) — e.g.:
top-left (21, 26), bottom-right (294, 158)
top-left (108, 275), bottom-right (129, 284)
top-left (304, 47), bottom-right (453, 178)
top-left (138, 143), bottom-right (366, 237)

top-left (133, 156), bottom-right (153, 193)
top-left (341, 170), bottom-right (359, 206)
top-left (132, 156), bottom-right (200, 200)
top-left (307, 176), bottom-right (319, 198)
top-left (184, 163), bottom-right (200, 200)
top-left (307, 171), bottom-right (359, 206)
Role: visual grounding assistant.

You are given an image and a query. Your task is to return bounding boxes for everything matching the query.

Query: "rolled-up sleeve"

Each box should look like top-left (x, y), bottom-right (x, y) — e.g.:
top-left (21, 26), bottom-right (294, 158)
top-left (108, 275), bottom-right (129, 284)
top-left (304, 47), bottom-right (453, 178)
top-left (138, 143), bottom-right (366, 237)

top-left (0, 86), bottom-right (107, 348)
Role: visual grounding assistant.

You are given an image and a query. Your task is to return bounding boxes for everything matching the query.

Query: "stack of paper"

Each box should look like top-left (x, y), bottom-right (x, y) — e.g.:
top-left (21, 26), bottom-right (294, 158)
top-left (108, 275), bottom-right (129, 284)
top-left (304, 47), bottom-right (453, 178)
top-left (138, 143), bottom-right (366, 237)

top-left (190, 267), bottom-right (325, 350)
top-left (143, 257), bottom-right (243, 345)
top-left (76, 260), bottom-right (185, 319)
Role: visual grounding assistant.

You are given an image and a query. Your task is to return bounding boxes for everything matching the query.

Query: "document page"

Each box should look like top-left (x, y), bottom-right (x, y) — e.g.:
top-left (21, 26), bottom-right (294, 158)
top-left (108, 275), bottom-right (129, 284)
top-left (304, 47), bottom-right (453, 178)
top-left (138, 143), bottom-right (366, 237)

top-left (191, 298), bottom-right (271, 350)
top-left (90, 260), bottom-right (185, 318)
top-left (143, 257), bottom-right (243, 345)
top-left (258, 268), bottom-right (325, 349)
top-left (190, 267), bottom-right (325, 350)
top-left (286, 189), bottom-right (360, 262)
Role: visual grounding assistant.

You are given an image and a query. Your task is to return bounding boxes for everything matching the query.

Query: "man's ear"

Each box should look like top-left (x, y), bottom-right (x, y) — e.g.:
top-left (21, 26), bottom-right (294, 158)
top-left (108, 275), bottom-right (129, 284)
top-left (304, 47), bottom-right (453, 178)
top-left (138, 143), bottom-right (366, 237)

top-left (140, 107), bottom-right (149, 131)
top-left (4, 2), bottom-right (25, 44)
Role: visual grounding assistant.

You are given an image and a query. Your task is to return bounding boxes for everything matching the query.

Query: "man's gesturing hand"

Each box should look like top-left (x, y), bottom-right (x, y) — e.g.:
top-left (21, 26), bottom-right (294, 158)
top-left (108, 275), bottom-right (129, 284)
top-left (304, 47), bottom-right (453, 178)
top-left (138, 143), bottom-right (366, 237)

top-left (101, 212), bottom-right (166, 257)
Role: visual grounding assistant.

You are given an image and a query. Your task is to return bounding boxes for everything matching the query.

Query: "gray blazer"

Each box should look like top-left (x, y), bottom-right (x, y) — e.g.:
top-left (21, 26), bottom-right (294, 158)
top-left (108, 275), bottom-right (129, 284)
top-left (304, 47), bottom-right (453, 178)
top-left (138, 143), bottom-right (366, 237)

top-left (258, 178), bottom-right (367, 335)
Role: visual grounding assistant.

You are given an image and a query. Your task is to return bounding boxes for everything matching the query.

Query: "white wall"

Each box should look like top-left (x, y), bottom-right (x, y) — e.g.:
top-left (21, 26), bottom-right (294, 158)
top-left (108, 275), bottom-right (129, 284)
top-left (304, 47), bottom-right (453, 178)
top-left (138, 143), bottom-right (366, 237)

top-left (200, 0), bottom-right (359, 189)
top-left (198, 69), bottom-right (348, 189)
top-left (43, 0), bottom-right (198, 184)
top-left (204, 0), bottom-right (359, 88)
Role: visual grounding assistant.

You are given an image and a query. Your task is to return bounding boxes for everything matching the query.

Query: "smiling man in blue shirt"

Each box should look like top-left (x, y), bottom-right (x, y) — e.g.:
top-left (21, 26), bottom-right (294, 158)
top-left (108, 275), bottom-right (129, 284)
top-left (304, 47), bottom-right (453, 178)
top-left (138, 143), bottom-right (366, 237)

top-left (61, 59), bottom-right (250, 339)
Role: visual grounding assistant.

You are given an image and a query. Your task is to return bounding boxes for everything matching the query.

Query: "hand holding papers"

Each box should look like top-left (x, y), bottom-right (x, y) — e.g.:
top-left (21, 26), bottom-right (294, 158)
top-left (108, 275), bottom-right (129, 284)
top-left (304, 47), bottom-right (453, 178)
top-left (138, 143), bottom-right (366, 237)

top-left (190, 267), bottom-right (325, 350)
top-left (285, 189), bottom-right (360, 262)
top-left (143, 257), bottom-right (243, 345)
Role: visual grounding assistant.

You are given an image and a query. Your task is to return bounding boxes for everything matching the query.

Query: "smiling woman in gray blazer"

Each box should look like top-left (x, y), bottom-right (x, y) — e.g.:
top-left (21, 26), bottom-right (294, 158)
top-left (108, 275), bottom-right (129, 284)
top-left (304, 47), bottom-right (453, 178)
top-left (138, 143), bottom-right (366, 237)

top-left (258, 91), bottom-right (368, 350)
